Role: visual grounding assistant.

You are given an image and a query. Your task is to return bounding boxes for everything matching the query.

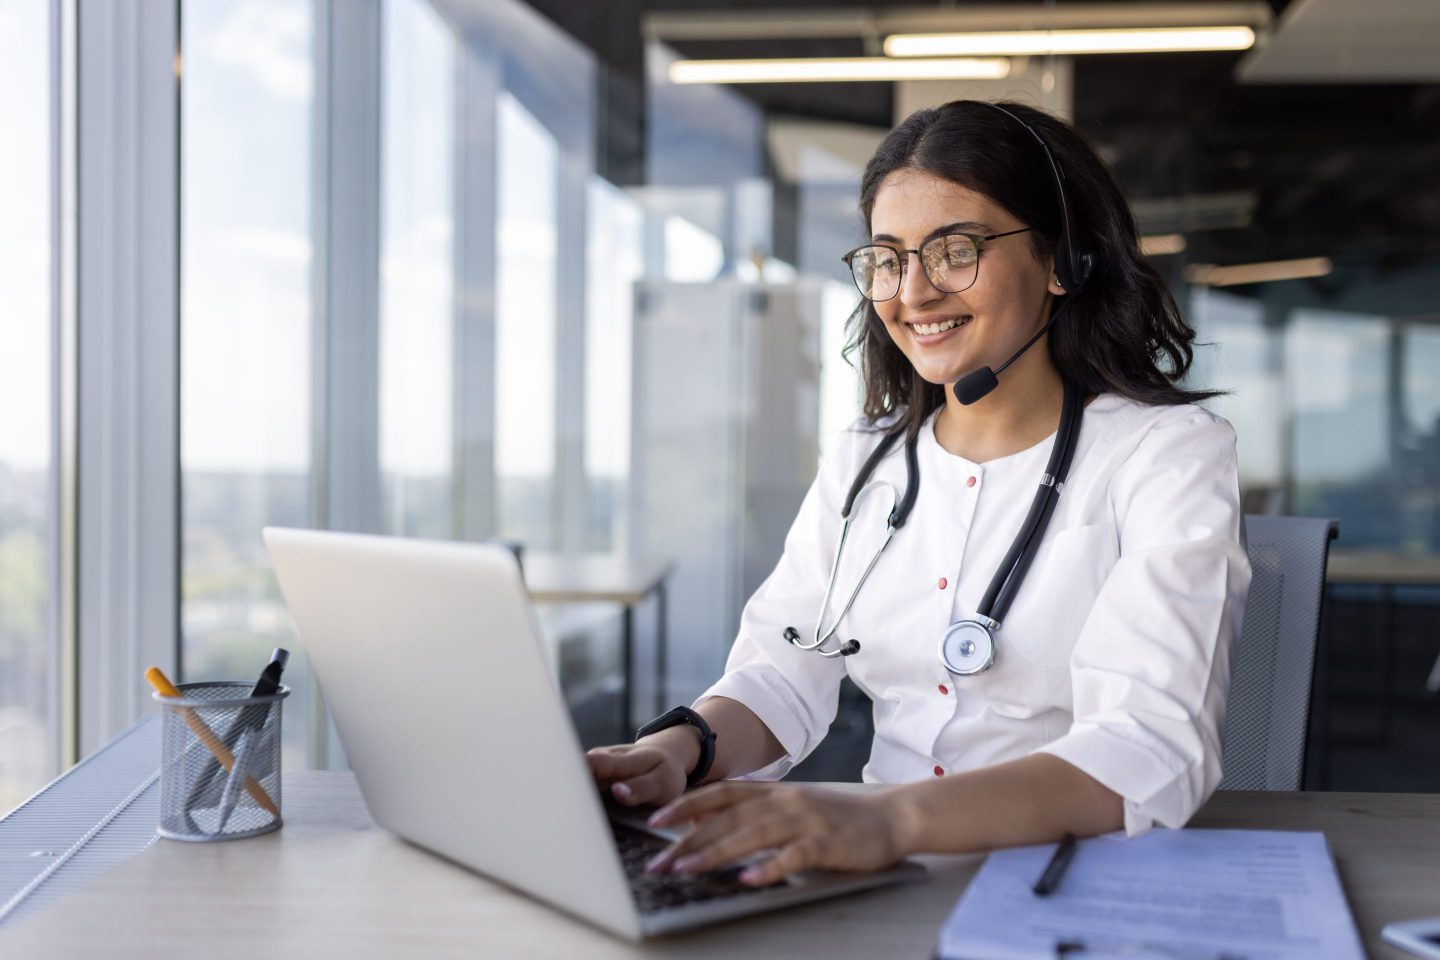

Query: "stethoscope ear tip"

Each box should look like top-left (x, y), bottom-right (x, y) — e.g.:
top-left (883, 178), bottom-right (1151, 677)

top-left (840, 640), bottom-right (860, 656)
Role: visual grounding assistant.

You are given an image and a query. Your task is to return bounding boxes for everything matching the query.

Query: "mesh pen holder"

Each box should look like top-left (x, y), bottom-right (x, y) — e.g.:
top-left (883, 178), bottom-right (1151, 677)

top-left (153, 681), bottom-right (289, 841)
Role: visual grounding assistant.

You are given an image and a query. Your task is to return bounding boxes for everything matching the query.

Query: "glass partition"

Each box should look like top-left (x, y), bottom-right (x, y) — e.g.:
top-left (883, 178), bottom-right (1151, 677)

top-left (1402, 322), bottom-right (1440, 551)
top-left (1286, 308), bottom-right (1412, 548)
top-left (1186, 288), bottom-right (1285, 501)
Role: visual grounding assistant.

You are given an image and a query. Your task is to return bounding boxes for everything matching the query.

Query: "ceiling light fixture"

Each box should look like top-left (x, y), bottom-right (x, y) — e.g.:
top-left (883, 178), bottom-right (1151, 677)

top-left (667, 56), bottom-right (1011, 85)
top-left (885, 26), bottom-right (1256, 58)
top-left (1140, 234), bottom-right (1187, 256)
top-left (1183, 257), bottom-right (1332, 286)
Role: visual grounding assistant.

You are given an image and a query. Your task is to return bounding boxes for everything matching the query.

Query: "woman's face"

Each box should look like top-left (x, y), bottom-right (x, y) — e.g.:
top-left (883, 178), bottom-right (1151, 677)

top-left (867, 168), bottom-right (1062, 388)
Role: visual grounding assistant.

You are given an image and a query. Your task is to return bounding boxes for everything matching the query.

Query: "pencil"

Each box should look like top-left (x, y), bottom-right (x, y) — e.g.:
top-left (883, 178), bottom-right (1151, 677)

top-left (145, 667), bottom-right (280, 819)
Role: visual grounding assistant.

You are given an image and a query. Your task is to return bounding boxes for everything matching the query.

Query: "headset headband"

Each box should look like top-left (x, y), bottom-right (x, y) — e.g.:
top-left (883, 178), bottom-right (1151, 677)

top-left (964, 101), bottom-right (1094, 294)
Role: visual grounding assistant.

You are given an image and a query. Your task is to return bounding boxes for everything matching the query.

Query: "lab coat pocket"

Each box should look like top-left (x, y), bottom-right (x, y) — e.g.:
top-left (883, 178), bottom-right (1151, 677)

top-left (997, 520), bottom-right (1119, 669)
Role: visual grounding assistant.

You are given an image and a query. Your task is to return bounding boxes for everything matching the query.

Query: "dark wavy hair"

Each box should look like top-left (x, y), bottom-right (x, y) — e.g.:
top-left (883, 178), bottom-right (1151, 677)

top-left (847, 99), bottom-right (1217, 437)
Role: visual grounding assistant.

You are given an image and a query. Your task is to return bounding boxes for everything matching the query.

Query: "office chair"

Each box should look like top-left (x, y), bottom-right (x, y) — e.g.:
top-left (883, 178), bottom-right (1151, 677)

top-left (1218, 515), bottom-right (1339, 791)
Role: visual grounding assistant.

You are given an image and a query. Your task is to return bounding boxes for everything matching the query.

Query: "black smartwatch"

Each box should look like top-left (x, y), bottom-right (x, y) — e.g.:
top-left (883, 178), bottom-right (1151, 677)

top-left (635, 706), bottom-right (716, 788)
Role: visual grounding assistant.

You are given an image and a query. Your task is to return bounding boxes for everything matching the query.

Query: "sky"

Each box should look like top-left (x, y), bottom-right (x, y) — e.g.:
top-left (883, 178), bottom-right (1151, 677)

top-left (181, 0), bottom-right (314, 475)
top-left (380, 0), bottom-right (455, 479)
top-left (0, 0), bottom-right (52, 473)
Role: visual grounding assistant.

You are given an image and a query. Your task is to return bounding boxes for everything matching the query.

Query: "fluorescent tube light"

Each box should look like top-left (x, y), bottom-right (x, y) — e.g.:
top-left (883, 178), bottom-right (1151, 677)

top-left (885, 26), bottom-right (1256, 58)
top-left (1183, 257), bottom-right (1332, 286)
top-left (667, 57), bottom-right (1011, 85)
top-left (1140, 234), bottom-right (1187, 256)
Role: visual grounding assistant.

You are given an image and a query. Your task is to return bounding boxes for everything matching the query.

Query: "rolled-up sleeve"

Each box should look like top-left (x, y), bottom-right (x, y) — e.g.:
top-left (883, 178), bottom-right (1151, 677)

top-left (1034, 407), bottom-right (1252, 835)
top-left (695, 426), bottom-right (869, 779)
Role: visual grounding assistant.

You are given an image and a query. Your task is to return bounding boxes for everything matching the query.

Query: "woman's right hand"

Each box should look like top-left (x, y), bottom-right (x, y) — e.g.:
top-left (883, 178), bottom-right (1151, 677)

top-left (586, 726), bottom-right (702, 808)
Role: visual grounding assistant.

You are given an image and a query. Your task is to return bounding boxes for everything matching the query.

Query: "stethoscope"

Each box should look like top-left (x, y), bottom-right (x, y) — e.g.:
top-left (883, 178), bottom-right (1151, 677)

top-left (783, 379), bottom-right (1084, 676)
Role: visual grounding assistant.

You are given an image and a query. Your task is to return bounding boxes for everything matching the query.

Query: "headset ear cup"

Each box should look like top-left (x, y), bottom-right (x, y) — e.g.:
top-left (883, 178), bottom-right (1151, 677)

top-left (1056, 234), bottom-right (1094, 294)
top-left (1054, 235), bottom-right (1077, 293)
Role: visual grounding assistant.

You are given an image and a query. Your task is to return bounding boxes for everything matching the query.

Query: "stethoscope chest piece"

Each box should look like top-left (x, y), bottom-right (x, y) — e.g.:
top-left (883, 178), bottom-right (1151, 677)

top-left (940, 618), bottom-right (997, 676)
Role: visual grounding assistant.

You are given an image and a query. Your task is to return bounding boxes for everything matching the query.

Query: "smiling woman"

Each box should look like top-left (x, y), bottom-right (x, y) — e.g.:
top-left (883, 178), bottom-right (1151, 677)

top-left (586, 100), bottom-right (1251, 889)
top-left (848, 99), bottom-right (1217, 450)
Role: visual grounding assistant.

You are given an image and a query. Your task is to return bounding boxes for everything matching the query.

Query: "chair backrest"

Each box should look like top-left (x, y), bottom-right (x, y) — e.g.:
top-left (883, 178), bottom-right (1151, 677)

top-left (1219, 515), bottom-right (1339, 791)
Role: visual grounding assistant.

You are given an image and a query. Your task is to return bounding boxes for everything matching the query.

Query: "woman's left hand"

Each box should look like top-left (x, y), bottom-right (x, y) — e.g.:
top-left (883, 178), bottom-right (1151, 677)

top-left (644, 782), bottom-right (912, 886)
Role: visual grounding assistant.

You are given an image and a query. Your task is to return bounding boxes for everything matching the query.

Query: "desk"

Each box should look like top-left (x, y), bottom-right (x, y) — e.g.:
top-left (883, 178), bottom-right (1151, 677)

top-left (523, 552), bottom-right (675, 736)
top-left (2, 771), bottom-right (1435, 959)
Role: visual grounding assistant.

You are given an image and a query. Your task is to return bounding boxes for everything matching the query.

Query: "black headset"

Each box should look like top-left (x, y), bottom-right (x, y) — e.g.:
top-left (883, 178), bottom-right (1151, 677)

top-left (947, 101), bottom-right (1096, 406)
top-left (965, 100), bottom-right (1095, 294)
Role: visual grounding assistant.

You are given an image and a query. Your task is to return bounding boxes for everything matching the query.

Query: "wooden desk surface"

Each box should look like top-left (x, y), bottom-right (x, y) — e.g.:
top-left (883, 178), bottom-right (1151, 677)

top-left (524, 552), bottom-right (676, 605)
top-left (3, 771), bottom-right (1436, 959)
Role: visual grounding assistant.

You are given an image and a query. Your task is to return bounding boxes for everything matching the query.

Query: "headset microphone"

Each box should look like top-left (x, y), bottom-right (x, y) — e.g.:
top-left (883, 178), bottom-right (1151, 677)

top-left (953, 366), bottom-right (998, 406)
top-left (952, 296), bottom-right (1075, 406)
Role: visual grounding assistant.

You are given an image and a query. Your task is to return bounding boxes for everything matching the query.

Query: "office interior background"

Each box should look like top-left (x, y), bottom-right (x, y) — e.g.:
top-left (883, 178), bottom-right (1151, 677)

top-left (2, 0), bottom-right (1439, 817)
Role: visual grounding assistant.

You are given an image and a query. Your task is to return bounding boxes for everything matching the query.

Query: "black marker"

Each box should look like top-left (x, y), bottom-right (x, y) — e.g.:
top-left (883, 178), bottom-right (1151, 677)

top-left (1032, 833), bottom-right (1077, 896)
top-left (232, 647), bottom-right (290, 733)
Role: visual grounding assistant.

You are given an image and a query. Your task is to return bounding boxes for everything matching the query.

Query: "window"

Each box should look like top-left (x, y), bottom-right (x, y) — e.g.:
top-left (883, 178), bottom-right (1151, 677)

top-left (180, 0), bottom-right (315, 766)
top-left (583, 177), bottom-right (643, 550)
top-left (0, 0), bottom-right (57, 814)
top-left (380, 0), bottom-right (456, 539)
top-left (494, 92), bottom-right (558, 548)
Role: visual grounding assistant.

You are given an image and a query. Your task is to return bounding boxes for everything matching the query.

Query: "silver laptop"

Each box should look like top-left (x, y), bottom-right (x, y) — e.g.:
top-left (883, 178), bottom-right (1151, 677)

top-left (263, 527), bottom-right (924, 940)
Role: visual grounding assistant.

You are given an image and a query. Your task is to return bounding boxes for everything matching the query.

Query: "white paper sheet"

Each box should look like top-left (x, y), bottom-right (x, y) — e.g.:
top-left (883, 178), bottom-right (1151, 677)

top-left (937, 829), bottom-right (1365, 960)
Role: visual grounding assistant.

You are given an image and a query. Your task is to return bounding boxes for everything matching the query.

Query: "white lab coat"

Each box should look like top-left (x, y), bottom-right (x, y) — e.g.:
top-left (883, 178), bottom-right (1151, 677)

top-left (698, 393), bottom-right (1252, 836)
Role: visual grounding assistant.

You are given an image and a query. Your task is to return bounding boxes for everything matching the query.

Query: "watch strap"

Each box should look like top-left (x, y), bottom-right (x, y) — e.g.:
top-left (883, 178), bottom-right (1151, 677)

top-left (635, 706), bottom-right (716, 788)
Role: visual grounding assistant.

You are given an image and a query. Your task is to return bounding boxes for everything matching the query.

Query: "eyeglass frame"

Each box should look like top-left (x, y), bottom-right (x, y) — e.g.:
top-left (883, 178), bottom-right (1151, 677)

top-left (840, 226), bottom-right (1033, 302)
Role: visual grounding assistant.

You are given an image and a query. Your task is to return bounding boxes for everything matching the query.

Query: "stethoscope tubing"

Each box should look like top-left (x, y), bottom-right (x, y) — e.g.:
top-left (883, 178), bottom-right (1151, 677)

top-left (796, 482), bottom-right (900, 657)
top-left (786, 378), bottom-right (1084, 669)
top-left (977, 379), bottom-right (1083, 624)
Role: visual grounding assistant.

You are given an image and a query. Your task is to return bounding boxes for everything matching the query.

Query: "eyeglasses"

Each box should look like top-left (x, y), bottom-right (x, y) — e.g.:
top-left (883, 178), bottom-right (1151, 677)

top-left (841, 227), bottom-right (1032, 302)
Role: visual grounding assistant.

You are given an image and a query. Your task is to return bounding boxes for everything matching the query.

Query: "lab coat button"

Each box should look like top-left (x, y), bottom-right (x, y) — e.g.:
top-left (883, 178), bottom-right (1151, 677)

top-left (966, 476), bottom-right (977, 488)
top-left (938, 577), bottom-right (947, 590)
top-left (938, 684), bottom-right (949, 695)
top-left (933, 765), bottom-right (944, 777)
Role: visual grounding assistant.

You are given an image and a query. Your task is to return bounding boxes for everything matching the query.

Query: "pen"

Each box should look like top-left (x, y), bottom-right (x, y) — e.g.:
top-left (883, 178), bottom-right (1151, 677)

top-left (145, 666), bottom-right (280, 818)
top-left (1032, 833), bottom-right (1077, 896)
top-left (215, 728), bottom-right (253, 833)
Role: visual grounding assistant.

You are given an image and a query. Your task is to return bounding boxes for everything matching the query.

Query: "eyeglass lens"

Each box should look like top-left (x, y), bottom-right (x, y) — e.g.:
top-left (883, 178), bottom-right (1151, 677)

top-left (848, 234), bottom-right (980, 301)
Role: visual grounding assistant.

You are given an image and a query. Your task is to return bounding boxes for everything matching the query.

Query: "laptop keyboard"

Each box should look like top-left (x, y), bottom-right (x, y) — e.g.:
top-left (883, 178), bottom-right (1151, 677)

top-left (610, 821), bottom-right (786, 913)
